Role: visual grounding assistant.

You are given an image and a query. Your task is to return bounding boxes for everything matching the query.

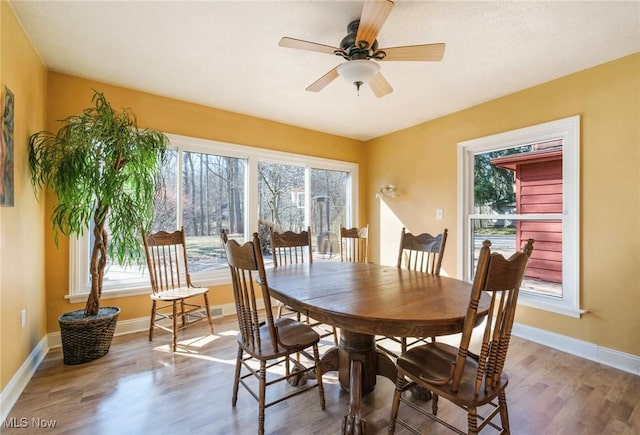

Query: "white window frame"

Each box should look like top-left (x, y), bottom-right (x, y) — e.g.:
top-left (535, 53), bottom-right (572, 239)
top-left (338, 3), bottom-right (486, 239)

top-left (457, 115), bottom-right (584, 318)
top-left (68, 134), bottom-right (359, 303)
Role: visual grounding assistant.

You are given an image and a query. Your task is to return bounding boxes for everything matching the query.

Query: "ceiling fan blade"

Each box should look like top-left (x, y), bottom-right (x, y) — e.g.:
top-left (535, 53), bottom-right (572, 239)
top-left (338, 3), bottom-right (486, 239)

top-left (279, 37), bottom-right (340, 55)
top-left (306, 66), bottom-right (340, 92)
top-left (356, 0), bottom-right (395, 49)
top-left (379, 43), bottom-right (445, 62)
top-left (369, 71), bottom-right (393, 98)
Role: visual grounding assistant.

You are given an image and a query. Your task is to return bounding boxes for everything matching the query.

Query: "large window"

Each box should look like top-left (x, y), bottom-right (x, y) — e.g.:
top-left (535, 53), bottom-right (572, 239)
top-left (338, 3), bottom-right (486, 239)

top-left (153, 149), bottom-right (246, 275)
top-left (69, 134), bottom-right (358, 301)
top-left (310, 168), bottom-right (350, 258)
top-left (256, 163), bottom-right (350, 260)
top-left (457, 116), bottom-right (583, 317)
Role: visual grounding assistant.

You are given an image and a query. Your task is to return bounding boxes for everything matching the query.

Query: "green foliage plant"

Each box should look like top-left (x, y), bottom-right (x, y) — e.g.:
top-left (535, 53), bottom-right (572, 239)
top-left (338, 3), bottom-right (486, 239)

top-left (29, 90), bottom-right (168, 317)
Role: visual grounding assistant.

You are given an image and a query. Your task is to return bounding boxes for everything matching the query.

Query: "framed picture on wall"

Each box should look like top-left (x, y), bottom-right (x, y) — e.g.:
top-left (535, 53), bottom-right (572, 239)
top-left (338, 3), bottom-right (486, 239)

top-left (1, 85), bottom-right (14, 207)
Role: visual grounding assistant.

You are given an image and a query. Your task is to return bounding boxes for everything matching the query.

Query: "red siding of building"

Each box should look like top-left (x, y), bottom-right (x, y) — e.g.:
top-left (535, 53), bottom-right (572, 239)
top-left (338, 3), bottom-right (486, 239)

top-left (492, 147), bottom-right (563, 283)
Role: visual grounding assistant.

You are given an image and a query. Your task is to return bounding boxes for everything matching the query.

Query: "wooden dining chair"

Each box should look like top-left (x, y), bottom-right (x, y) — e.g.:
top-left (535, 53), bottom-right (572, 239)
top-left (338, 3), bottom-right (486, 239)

top-left (339, 224), bottom-right (369, 263)
top-left (270, 226), bottom-right (314, 268)
top-left (388, 238), bottom-right (534, 435)
top-left (142, 227), bottom-right (215, 352)
top-left (270, 226), bottom-right (338, 345)
top-left (376, 227), bottom-right (448, 357)
top-left (397, 226), bottom-right (448, 275)
top-left (221, 230), bottom-right (326, 435)
top-left (270, 226), bottom-right (313, 320)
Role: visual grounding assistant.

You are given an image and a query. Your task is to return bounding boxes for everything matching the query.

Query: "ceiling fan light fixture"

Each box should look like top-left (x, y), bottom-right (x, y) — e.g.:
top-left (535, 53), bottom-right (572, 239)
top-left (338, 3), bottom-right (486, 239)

top-left (337, 60), bottom-right (379, 92)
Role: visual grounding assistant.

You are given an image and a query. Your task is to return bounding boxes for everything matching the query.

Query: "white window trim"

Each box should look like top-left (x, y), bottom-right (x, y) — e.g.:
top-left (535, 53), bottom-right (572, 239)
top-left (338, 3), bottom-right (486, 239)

top-left (68, 134), bottom-right (359, 303)
top-left (457, 115), bottom-right (585, 318)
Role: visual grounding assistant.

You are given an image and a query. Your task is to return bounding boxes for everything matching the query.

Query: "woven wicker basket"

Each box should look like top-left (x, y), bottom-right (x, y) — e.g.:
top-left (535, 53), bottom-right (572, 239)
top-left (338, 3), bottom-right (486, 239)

top-left (59, 307), bottom-right (120, 365)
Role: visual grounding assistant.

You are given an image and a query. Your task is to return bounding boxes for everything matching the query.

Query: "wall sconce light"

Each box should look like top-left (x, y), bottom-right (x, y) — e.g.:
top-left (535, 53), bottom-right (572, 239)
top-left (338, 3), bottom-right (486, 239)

top-left (376, 184), bottom-right (399, 199)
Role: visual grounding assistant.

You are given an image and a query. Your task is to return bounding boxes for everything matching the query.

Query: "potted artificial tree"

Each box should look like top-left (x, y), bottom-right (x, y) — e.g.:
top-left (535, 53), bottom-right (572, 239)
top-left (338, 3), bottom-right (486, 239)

top-left (29, 90), bottom-right (168, 364)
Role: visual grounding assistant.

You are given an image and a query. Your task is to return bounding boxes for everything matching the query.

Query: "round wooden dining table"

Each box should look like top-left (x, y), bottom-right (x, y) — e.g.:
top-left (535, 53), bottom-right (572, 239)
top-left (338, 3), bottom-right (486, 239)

top-left (266, 261), bottom-right (490, 435)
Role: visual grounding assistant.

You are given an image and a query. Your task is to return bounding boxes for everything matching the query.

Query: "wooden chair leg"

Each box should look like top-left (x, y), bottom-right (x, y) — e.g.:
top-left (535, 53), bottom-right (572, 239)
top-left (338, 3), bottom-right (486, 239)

top-left (388, 374), bottom-right (403, 434)
top-left (498, 391), bottom-right (511, 433)
top-left (258, 361), bottom-right (267, 435)
top-left (232, 347), bottom-right (242, 406)
top-left (203, 293), bottom-right (215, 333)
top-left (313, 344), bottom-right (326, 409)
top-left (172, 301), bottom-right (178, 352)
top-left (149, 300), bottom-right (156, 342)
top-left (468, 406), bottom-right (479, 434)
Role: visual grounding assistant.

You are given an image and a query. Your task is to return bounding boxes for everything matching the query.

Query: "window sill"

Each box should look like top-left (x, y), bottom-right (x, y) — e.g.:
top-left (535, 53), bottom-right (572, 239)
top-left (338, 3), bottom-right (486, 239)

top-left (66, 285), bottom-right (152, 304)
top-left (66, 275), bottom-right (232, 304)
top-left (518, 294), bottom-right (588, 318)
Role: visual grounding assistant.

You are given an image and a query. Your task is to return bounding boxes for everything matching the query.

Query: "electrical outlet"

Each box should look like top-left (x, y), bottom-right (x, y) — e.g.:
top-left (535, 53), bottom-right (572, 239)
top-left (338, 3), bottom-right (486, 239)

top-left (436, 208), bottom-right (444, 220)
top-left (21, 309), bottom-right (26, 328)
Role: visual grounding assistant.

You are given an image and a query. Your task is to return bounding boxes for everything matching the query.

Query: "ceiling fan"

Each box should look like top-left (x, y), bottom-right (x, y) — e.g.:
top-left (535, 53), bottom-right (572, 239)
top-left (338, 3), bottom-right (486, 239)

top-left (278, 0), bottom-right (445, 98)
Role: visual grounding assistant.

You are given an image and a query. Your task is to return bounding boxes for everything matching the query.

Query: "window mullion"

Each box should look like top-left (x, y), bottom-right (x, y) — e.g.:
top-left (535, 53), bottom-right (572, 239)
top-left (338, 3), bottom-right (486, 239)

top-left (247, 155), bottom-right (259, 238)
top-left (304, 166), bottom-right (311, 228)
top-left (176, 147), bottom-right (184, 229)
top-left (469, 214), bottom-right (563, 220)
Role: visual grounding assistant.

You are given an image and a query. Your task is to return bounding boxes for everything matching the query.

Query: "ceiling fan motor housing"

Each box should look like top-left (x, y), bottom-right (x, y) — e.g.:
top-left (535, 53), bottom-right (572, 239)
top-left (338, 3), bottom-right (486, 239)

top-left (338, 20), bottom-right (385, 61)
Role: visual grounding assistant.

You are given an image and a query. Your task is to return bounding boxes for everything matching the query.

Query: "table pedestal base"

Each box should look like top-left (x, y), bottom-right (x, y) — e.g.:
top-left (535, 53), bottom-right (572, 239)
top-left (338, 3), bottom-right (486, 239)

top-left (319, 330), bottom-right (398, 435)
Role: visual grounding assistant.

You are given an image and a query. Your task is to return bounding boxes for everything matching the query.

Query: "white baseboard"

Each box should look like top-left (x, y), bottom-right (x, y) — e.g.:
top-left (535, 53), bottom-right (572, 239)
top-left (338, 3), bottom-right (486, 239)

top-left (512, 322), bottom-right (640, 376)
top-left (0, 336), bottom-right (48, 422)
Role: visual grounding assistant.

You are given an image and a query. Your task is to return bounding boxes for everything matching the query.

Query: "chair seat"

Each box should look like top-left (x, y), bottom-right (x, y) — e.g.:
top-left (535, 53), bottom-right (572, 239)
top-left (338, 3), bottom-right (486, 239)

top-left (398, 342), bottom-right (509, 407)
top-left (238, 317), bottom-right (320, 360)
top-left (150, 286), bottom-right (208, 301)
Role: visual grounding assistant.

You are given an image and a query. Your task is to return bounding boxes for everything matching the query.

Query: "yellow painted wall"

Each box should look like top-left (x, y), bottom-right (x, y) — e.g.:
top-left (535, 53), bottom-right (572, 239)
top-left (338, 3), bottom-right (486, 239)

top-left (43, 72), bottom-right (367, 333)
top-left (0, 2), bottom-right (48, 390)
top-left (366, 53), bottom-right (640, 356)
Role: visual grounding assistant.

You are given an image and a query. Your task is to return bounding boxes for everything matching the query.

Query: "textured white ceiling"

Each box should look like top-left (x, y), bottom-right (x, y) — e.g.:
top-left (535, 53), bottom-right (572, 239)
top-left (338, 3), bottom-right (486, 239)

top-left (9, 1), bottom-right (640, 141)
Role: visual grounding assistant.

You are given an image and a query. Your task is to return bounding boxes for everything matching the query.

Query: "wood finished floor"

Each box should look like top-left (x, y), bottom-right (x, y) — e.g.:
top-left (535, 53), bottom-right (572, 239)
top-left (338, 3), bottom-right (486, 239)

top-left (4, 315), bottom-right (640, 434)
